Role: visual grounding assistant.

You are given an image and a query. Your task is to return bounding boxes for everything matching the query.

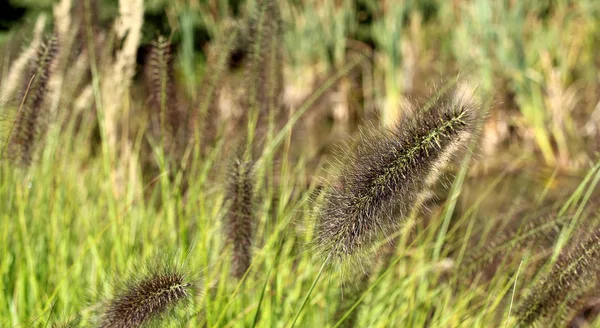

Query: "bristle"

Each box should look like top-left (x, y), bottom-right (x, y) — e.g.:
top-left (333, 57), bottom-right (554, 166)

top-left (313, 87), bottom-right (480, 265)
top-left (225, 149), bottom-right (256, 279)
top-left (99, 266), bottom-right (193, 328)
top-left (145, 35), bottom-right (180, 149)
top-left (6, 34), bottom-right (59, 166)
top-left (515, 228), bottom-right (600, 326)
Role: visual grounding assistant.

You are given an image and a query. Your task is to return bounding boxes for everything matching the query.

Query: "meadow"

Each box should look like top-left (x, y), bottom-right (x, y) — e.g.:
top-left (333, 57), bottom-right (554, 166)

top-left (1, 0), bottom-right (600, 327)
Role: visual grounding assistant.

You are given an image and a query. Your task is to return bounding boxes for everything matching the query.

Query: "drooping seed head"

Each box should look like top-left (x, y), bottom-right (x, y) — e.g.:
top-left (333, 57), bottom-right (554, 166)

top-left (313, 86), bottom-right (481, 266)
top-left (99, 265), bottom-right (194, 328)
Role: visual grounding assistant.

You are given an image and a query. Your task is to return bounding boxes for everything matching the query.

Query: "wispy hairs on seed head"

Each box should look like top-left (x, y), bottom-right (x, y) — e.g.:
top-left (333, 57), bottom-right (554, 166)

top-left (313, 85), bottom-right (482, 267)
top-left (99, 260), bottom-right (195, 328)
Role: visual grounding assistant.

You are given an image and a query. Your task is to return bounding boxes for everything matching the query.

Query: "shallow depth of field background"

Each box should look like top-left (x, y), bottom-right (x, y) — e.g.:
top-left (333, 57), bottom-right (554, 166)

top-left (1, 0), bottom-right (600, 327)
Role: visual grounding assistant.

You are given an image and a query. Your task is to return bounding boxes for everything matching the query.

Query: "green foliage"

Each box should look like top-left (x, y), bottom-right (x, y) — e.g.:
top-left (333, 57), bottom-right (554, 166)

top-left (1, 0), bottom-right (600, 327)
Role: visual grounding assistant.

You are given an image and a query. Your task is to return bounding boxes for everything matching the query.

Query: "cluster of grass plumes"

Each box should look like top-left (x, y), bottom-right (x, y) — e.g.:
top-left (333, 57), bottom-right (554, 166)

top-left (313, 86), bottom-right (481, 267)
top-left (1, 34), bottom-right (58, 166)
top-left (6, 1), bottom-right (600, 327)
top-left (224, 149), bottom-right (256, 279)
top-left (515, 227), bottom-right (600, 326)
top-left (98, 262), bottom-right (195, 328)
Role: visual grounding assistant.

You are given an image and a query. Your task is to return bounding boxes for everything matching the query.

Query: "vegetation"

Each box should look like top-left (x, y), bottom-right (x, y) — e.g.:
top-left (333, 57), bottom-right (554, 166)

top-left (1, 0), bottom-right (599, 327)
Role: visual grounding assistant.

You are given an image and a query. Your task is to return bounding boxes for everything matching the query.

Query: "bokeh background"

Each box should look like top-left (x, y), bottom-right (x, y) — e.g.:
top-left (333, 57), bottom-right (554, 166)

top-left (2, 0), bottom-right (599, 170)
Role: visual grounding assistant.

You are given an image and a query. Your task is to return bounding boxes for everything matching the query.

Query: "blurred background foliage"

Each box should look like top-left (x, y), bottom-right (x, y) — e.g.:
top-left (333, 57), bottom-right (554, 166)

top-left (1, 0), bottom-right (599, 169)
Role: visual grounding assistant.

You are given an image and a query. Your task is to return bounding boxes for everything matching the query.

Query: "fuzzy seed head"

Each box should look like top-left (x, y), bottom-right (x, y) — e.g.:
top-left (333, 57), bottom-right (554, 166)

top-left (225, 152), bottom-right (256, 279)
top-left (516, 228), bottom-right (600, 326)
top-left (6, 34), bottom-right (58, 166)
top-left (314, 88), bottom-right (481, 265)
top-left (192, 22), bottom-right (239, 148)
top-left (100, 269), bottom-right (192, 328)
top-left (145, 35), bottom-right (180, 148)
top-left (242, 0), bottom-right (284, 133)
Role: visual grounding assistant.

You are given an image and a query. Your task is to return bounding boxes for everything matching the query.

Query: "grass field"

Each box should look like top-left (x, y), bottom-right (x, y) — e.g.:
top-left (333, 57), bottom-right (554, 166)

top-left (1, 0), bottom-right (600, 327)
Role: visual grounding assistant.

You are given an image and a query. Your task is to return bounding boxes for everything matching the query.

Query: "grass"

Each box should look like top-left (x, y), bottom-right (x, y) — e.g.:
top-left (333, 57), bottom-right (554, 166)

top-left (1, 0), bottom-right (600, 327)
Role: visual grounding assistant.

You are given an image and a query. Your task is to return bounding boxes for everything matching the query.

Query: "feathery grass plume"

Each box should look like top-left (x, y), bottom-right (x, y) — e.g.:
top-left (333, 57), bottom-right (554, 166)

top-left (313, 86), bottom-right (480, 266)
top-left (145, 35), bottom-right (181, 150)
top-left (0, 15), bottom-right (46, 105)
top-left (3, 35), bottom-right (59, 165)
top-left (52, 0), bottom-right (72, 46)
top-left (102, 0), bottom-right (143, 155)
top-left (225, 149), bottom-right (256, 279)
top-left (515, 227), bottom-right (600, 326)
top-left (96, 0), bottom-right (143, 196)
top-left (192, 22), bottom-right (239, 148)
top-left (99, 263), bottom-right (194, 328)
top-left (72, 0), bottom-right (99, 54)
top-left (242, 0), bottom-right (283, 139)
top-left (47, 0), bottom-right (73, 120)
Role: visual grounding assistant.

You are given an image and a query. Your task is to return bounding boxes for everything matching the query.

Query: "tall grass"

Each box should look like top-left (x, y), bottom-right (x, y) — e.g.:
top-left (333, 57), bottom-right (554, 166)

top-left (1, 0), bottom-right (599, 327)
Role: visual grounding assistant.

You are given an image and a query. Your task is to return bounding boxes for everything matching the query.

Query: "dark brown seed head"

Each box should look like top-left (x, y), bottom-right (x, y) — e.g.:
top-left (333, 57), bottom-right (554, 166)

top-left (192, 22), bottom-right (239, 148)
top-left (313, 87), bottom-right (481, 266)
top-left (5, 34), bottom-right (58, 166)
top-left (242, 0), bottom-right (284, 135)
top-left (225, 150), bottom-right (256, 279)
top-left (99, 267), bottom-right (193, 328)
top-left (145, 35), bottom-right (181, 150)
top-left (515, 228), bottom-right (600, 326)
